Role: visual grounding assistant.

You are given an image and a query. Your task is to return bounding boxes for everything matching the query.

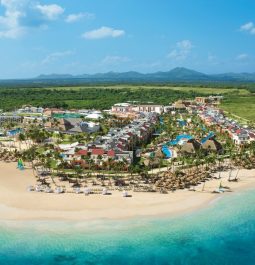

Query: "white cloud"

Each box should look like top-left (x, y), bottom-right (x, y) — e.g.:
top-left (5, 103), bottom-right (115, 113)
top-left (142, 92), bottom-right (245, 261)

top-left (167, 40), bottom-right (193, 61)
top-left (35, 4), bottom-right (64, 20)
top-left (82, 26), bottom-right (125, 40)
top-left (240, 22), bottom-right (255, 35)
top-left (236, 53), bottom-right (249, 61)
top-left (65, 12), bottom-right (94, 23)
top-left (0, 0), bottom-right (26, 38)
top-left (0, 26), bottom-right (25, 38)
top-left (0, 0), bottom-right (64, 38)
top-left (41, 50), bottom-right (74, 65)
top-left (0, 0), bottom-right (27, 10)
top-left (101, 55), bottom-right (130, 65)
top-left (240, 22), bottom-right (253, 31)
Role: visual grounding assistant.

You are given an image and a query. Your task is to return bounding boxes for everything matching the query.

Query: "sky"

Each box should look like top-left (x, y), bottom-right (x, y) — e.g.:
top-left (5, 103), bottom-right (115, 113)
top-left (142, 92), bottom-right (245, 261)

top-left (0, 0), bottom-right (255, 78)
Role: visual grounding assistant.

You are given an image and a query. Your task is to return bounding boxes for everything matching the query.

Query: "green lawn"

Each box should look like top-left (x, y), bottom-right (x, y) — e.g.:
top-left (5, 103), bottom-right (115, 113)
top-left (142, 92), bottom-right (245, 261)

top-left (221, 95), bottom-right (255, 122)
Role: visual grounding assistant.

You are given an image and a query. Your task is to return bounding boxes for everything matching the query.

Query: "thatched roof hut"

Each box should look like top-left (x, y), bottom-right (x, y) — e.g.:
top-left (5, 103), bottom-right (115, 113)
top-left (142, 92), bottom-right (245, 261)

top-left (143, 158), bottom-right (160, 167)
top-left (202, 139), bottom-right (223, 153)
top-left (181, 139), bottom-right (201, 154)
top-left (155, 148), bottom-right (164, 159)
top-left (173, 100), bottom-right (186, 110)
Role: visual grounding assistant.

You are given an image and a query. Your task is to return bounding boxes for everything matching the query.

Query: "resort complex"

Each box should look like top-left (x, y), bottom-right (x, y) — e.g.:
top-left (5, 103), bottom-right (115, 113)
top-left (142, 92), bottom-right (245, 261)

top-left (0, 95), bottom-right (255, 196)
top-left (1, 0), bottom-right (255, 263)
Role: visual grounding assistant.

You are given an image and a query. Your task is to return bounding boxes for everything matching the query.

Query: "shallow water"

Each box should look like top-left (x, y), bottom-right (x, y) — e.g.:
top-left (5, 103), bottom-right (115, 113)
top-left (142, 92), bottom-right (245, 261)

top-left (0, 189), bottom-right (255, 265)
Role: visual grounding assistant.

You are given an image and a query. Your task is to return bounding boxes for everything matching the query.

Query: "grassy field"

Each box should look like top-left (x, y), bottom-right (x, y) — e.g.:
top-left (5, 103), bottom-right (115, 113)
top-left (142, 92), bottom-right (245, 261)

top-left (221, 95), bottom-right (255, 122)
top-left (41, 85), bottom-right (251, 95)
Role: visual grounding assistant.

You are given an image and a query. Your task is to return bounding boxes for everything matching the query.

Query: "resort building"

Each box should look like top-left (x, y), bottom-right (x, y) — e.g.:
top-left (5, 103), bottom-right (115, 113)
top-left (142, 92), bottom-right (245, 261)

top-left (112, 103), bottom-right (132, 113)
top-left (172, 100), bottom-right (187, 112)
top-left (111, 103), bottom-right (164, 115)
top-left (195, 97), bottom-right (210, 104)
top-left (198, 105), bottom-right (254, 145)
top-left (23, 116), bottom-right (45, 125)
top-left (17, 106), bottom-right (44, 114)
top-left (0, 115), bottom-right (23, 126)
top-left (132, 104), bottom-right (164, 114)
top-left (195, 96), bottom-right (223, 105)
top-left (46, 118), bottom-right (100, 134)
top-left (43, 108), bottom-right (65, 117)
top-left (231, 130), bottom-right (250, 145)
top-left (59, 113), bottom-right (158, 166)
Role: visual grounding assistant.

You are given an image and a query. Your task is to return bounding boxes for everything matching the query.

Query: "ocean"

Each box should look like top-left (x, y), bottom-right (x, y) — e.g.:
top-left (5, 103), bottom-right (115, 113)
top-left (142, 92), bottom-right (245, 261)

top-left (0, 189), bottom-right (255, 265)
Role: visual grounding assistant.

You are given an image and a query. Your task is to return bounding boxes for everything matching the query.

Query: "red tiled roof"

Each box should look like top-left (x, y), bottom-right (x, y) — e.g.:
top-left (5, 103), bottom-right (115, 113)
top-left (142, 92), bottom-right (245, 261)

top-left (76, 150), bottom-right (88, 156)
top-left (91, 149), bottom-right (105, 155)
top-left (107, 150), bottom-right (115, 157)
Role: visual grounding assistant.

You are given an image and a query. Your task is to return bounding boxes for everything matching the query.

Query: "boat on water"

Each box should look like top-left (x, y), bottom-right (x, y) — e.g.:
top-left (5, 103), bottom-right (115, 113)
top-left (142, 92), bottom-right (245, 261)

top-left (212, 188), bottom-right (224, 194)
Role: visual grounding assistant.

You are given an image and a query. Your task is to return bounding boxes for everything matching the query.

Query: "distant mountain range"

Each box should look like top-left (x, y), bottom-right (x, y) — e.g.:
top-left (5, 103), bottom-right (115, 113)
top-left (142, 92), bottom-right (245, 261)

top-left (35, 67), bottom-right (255, 83)
top-left (1, 67), bottom-right (255, 86)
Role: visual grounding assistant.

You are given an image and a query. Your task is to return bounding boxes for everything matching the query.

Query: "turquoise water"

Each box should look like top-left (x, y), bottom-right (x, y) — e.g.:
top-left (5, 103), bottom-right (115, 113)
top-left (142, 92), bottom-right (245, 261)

top-left (1, 189), bottom-right (255, 265)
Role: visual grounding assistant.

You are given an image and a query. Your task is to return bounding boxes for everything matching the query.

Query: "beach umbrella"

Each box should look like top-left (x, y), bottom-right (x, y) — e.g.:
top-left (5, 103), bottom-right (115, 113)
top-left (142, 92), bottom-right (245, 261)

top-left (102, 188), bottom-right (108, 195)
top-left (84, 187), bottom-right (90, 195)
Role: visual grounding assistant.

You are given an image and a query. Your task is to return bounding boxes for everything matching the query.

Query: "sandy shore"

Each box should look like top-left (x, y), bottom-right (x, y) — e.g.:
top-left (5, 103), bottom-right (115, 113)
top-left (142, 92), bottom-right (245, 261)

top-left (0, 162), bottom-right (255, 221)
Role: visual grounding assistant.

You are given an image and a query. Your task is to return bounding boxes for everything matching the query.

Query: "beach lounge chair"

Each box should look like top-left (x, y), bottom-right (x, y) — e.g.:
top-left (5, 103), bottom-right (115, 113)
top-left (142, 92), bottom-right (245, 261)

top-left (55, 187), bottom-right (64, 194)
top-left (27, 185), bottom-right (34, 192)
top-left (45, 187), bottom-right (53, 193)
top-left (74, 187), bottom-right (82, 194)
top-left (35, 185), bottom-right (42, 192)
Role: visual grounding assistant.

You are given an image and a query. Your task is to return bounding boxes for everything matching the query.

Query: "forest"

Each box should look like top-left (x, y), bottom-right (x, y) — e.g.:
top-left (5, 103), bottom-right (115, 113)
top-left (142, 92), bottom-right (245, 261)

top-left (0, 85), bottom-right (254, 122)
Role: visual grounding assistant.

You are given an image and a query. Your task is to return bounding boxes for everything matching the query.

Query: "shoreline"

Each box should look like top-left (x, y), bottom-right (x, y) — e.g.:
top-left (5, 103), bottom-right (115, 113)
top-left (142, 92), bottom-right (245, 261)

top-left (0, 162), bottom-right (255, 222)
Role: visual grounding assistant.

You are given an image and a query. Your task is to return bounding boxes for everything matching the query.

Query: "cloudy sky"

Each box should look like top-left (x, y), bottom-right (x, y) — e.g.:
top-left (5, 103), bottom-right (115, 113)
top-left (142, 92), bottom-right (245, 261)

top-left (0, 0), bottom-right (254, 78)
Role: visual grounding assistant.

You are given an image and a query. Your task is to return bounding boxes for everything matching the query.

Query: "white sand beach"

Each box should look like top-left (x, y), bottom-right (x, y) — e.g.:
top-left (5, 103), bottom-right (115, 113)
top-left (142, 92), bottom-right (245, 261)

top-left (0, 162), bottom-right (255, 221)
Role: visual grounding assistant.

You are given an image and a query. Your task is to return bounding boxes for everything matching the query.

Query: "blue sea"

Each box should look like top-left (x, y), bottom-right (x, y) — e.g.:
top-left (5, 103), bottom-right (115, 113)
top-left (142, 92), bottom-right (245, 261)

top-left (1, 189), bottom-right (255, 265)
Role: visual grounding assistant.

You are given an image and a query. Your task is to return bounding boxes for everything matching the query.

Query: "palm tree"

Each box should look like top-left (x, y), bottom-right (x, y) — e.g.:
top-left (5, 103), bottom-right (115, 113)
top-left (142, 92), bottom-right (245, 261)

top-left (73, 165), bottom-right (83, 184)
top-left (18, 133), bottom-right (26, 151)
